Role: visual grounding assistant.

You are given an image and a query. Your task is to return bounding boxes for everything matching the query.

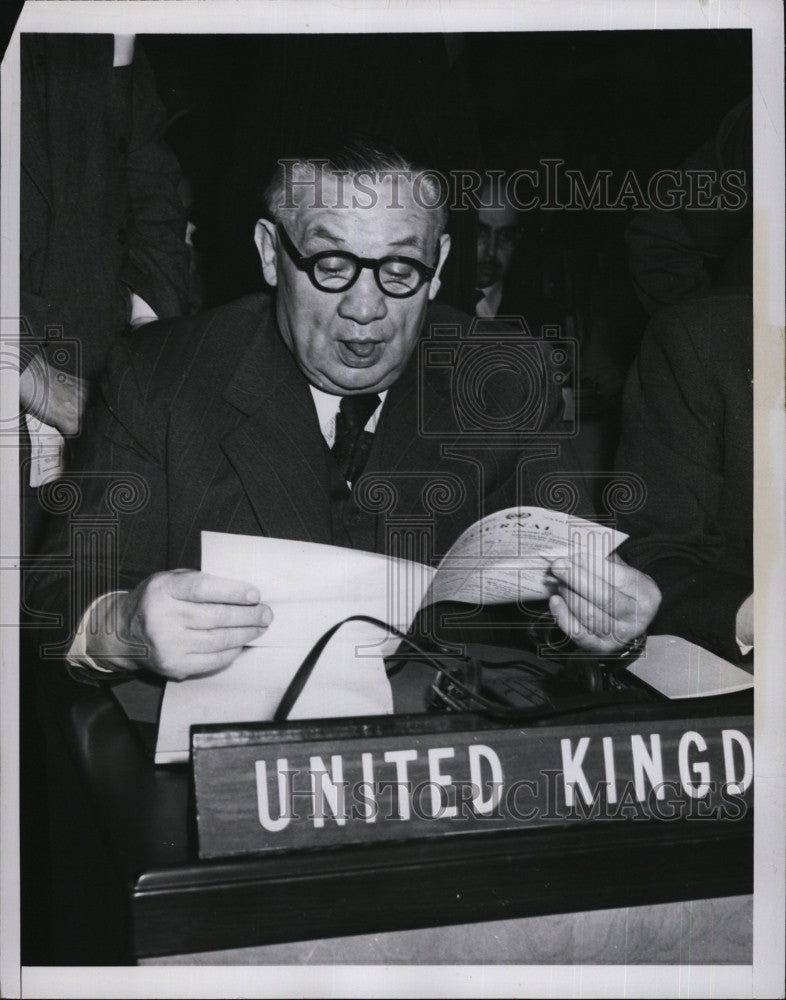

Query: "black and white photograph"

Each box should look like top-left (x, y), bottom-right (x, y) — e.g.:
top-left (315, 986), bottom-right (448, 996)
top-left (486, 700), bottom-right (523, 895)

top-left (0, 1), bottom-right (783, 997)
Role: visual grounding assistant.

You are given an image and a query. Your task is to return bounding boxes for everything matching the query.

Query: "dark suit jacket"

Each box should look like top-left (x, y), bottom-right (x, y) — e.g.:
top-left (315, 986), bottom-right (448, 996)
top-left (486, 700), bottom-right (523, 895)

top-left (27, 296), bottom-right (587, 650)
top-left (21, 34), bottom-right (190, 381)
top-left (615, 292), bottom-right (752, 663)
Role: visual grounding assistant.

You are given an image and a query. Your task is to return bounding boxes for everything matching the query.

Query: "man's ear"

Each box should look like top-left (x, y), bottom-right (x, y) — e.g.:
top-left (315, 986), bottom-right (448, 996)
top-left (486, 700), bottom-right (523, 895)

top-left (254, 219), bottom-right (278, 287)
top-left (427, 233), bottom-right (451, 301)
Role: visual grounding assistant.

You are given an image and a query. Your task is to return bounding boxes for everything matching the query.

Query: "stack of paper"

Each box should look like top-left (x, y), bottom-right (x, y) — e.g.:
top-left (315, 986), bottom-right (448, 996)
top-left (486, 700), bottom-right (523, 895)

top-left (155, 508), bottom-right (628, 763)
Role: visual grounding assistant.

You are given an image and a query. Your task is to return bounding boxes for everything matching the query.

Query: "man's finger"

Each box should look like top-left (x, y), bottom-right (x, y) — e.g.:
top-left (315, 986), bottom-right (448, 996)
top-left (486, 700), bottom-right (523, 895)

top-left (555, 583), bottom-right (615, 641)
top-left (165, 570), bottom-right (262, 606)
top-left (182, 601), bottom-right (273, 630)
top-left (164, 647), bottom-right (247, 680)
top-left (549, 594), bottom-right (625, 654)
top-left (549, 556), bottom-right (640, 616)
top-left (185, 625), bottom-right (268, 654)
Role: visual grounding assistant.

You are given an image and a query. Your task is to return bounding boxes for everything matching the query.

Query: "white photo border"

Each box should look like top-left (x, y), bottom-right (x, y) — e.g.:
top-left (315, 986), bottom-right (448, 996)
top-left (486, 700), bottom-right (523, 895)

top-left (1, 1), bottom-right (783, 997)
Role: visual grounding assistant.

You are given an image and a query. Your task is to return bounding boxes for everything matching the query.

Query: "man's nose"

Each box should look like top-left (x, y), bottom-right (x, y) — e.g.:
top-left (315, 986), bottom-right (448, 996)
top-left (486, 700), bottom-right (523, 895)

top-left (479, 232), bottom-right (499, 262)
top-left (480, 242), bottom-right (497, 264)
top-left (337, 267), bottom-right (388, 325)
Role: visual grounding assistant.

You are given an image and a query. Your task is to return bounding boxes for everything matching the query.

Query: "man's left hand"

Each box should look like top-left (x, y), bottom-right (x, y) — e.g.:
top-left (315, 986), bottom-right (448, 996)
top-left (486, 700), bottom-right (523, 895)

top-left (548, 552), bottom-right (661, 654)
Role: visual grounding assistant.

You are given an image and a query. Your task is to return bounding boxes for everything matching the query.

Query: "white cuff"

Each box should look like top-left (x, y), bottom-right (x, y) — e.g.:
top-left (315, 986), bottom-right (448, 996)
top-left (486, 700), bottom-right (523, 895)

top-left (112, 34), bottom-right (135, 68)
top-left (25, 413), bottom-right (66, 487)
top-left (66, 591), bottom-right (128, 674)
top-left (129, 292), bottom-right (158, 329)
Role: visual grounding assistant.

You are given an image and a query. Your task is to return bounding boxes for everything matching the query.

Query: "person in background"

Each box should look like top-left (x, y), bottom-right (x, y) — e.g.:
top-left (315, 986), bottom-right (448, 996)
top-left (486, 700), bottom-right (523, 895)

top-left (625, 98), bottom-right (752, 317)
top-left (617, 100), bottom-right (753, 665)
top-left (472, 174), bottom-right (575, 429)
top-left (473, 174), bottom-right (558, 327)
top-left (20, 33), bottom-right (190, 553)
top-left (615, 291), bottom-right (752, 665)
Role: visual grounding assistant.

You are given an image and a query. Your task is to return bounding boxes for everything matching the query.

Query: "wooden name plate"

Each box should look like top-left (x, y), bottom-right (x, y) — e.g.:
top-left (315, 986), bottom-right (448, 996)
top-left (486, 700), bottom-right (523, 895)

top-left (192, 713), bottom-right (753, 860)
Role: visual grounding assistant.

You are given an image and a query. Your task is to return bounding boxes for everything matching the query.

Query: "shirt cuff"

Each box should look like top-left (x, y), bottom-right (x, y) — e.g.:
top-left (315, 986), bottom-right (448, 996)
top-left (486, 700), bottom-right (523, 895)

top-left (25, 413), bottom-right (66, 487)
top-left (112, 34), bottom-right (135, 67)
top-left (66, 591), bottom-right (128, 677)
top-left (129, 292), bottom-right (158, 329)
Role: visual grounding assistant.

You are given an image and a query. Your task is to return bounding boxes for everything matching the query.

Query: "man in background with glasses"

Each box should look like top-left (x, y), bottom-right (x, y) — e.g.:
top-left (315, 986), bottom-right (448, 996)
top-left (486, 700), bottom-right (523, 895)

top-left (28, 137), bottom-right (660, 689)
top-left (474, 178), bottom-right (524, 319)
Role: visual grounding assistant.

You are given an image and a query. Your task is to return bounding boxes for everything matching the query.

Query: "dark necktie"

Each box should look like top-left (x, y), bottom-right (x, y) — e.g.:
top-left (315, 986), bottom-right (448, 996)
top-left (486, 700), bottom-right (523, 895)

top-left (331, 393), bottom-right (381, 486)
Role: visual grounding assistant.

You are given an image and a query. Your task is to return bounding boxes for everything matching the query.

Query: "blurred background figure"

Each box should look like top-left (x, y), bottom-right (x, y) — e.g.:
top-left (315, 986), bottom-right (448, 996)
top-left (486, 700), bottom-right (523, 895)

top-left (474, 177), bottom-right (524, 317)
top-left (19, 33), bottom-right (191, 965)
top-left (614, 98), bottom-right (752, 664)
top-left (473, 173), bottom-right (561, 325)
top-left (471, 172), bottom-right (575, 430)
top-left (625, 98), bottom-right (752, 317)
top-left (615, 292), bottom-right (752, 665)
top-left (20, 33), bottom-right (190, 554)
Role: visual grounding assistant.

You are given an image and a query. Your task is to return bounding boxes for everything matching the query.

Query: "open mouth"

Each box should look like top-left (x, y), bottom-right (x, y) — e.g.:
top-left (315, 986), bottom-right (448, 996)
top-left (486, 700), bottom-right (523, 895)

top-left (337, 340), bottom-right (384, 368)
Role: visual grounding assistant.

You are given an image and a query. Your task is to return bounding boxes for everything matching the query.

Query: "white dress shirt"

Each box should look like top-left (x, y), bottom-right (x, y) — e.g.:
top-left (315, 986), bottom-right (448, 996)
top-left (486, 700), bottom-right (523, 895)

top-left (475, 282), bottom-right (503, 318)
top-left (309, 385), bottom-right (387, 447)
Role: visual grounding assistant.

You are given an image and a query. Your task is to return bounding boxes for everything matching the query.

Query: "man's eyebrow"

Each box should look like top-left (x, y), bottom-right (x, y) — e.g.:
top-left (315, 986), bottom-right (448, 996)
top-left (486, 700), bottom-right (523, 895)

top-left (388, 234), bottom-right (428, 251)
top-left (303, 224), bottom-right (347, 245)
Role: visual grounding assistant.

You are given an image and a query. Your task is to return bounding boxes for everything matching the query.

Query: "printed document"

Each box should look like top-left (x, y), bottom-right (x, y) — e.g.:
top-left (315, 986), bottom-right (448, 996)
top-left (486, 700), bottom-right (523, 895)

top-left (155, 507), bottom-right (626, 762)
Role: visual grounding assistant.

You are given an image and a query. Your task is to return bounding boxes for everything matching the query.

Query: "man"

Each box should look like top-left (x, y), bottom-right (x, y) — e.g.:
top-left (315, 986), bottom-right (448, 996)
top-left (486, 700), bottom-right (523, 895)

top-left (28, 139), bottom-right (659, 685)
top-left (473, 175), bottom-right (548, 322)
top-left (625, 99), bottom-right (751, 318)
top-left (472, 174), bottom-right (578, 439)
top-left (474, 180), bottom-right (521, 318)
top-left (19, 34), bottom-right (190, 551)
top-left (615, 291), bottom-right (752, 665)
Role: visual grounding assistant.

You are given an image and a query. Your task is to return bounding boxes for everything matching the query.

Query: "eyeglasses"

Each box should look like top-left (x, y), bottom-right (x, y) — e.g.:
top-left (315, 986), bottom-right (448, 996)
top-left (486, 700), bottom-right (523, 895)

top-left (276, 223), bottom-right (438, 298)
top-left (477, 224), bottom-right (523, 253)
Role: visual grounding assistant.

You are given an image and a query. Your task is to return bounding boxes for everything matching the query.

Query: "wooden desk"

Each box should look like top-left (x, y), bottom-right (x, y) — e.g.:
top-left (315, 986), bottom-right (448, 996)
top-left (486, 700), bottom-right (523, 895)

top-left (26, 661), bottom-right (753, 965)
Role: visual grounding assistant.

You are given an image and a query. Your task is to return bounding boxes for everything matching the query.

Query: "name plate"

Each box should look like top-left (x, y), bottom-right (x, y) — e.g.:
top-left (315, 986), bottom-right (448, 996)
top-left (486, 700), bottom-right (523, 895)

top-left (192, 713), bottom-right (753, 860)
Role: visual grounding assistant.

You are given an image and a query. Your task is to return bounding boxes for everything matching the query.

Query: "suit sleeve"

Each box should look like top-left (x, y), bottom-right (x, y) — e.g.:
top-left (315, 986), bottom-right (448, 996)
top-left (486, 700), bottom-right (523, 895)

top-left (24, 335), bottom-right (171, 653)
top-left (118, 42), bottom-right (191, 320)
top-left (614, 308), bottom-right (751, 663)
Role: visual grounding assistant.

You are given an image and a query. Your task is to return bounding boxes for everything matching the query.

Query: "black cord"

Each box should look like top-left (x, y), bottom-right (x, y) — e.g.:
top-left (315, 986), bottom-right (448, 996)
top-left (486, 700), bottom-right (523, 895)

top-left (273, 615), bottom-right (644, 724)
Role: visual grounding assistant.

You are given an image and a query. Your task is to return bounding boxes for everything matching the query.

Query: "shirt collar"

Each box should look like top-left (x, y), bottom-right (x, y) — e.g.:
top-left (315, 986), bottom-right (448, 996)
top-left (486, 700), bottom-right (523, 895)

top-left (309, 385), bottom-right (388, 446)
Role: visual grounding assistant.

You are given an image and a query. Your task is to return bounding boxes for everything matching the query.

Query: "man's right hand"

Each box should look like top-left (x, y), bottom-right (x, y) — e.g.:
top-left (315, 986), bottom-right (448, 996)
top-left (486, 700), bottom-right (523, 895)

top-left (117, 570), bottom-right (273, 680)
top-left (20, 354), bottom-right (89, 436)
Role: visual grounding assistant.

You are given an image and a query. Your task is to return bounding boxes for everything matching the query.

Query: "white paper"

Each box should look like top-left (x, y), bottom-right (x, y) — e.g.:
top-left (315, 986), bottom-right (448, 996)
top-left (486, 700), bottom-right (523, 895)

top-left (428, 506), bottom-right (627, 606)
top-left (156, 509), bottom-right (627, 762)
top-left (155, 536), bottom-right (434, 762)
top-left (625, 634), bottom-right (754, 699)
top-left (201, 532), bottom-right (435, 649)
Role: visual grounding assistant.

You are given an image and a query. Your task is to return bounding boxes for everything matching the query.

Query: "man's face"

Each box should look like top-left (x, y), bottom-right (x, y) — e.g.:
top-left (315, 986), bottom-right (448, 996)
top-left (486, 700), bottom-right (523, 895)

top-left (256, 174), bottom-right (450, 395)
top-left (476, 193), bottom-right (520, 290)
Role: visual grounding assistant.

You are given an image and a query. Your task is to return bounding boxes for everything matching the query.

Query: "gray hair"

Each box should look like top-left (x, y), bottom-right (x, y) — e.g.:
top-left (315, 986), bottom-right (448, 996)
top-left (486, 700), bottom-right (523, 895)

top-left (263, 135), bottom-right (449, 235)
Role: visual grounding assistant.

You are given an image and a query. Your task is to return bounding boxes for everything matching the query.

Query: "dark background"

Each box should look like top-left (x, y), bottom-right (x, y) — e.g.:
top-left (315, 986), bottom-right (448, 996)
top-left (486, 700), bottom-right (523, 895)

top-left (142, 30), bottom-right (751, 365)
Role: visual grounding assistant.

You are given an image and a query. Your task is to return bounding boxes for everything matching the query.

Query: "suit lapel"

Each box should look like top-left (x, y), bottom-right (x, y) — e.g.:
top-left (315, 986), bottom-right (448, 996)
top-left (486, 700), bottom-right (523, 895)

top-left (368, 348), bottom-right (451, 482)
top-left (220, 308), bottom-right (335, 544)
top-left (364, 341), bottom-right (467, 555)
top-left (219, 302), bottom-right (471, 548)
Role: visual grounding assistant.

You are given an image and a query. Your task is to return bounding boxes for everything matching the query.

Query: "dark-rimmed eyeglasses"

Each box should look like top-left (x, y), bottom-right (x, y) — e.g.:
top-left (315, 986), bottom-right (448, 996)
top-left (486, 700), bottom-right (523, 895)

top-left (276, 223), bottom-right (438, 298)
